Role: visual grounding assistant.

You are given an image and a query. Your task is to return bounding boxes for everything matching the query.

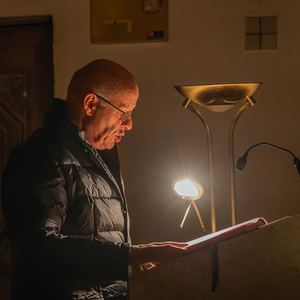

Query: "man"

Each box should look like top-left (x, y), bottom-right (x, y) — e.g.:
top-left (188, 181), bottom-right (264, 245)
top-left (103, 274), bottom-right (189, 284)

top-left (1, 59), bottom-right (187, 300)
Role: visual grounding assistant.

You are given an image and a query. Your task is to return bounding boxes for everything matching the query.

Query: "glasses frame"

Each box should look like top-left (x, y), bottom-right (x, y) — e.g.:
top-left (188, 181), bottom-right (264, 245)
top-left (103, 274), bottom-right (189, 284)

top-left (94, 93), bottom-right (134, 122)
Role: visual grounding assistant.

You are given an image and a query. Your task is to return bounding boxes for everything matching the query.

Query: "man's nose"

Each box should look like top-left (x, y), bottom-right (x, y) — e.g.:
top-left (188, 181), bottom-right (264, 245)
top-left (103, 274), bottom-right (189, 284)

top-left (122, 116), bottom-right (133, 130)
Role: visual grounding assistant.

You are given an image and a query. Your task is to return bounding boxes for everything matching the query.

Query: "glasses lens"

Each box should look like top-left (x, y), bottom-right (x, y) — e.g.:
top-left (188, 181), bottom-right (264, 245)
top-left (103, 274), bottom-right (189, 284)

top-left (122, 110), bottom-right (135, 122)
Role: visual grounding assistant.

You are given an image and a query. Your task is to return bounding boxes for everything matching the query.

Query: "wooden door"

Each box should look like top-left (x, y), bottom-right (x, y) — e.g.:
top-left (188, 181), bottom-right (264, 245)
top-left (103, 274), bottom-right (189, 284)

top-left (0, 15), bottom-right (54, 300)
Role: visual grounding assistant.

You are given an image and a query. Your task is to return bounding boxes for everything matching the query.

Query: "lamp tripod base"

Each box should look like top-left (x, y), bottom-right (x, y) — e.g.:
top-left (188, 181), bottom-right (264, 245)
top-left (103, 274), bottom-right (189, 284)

top-left (180, 200), bottom-right (206, 233)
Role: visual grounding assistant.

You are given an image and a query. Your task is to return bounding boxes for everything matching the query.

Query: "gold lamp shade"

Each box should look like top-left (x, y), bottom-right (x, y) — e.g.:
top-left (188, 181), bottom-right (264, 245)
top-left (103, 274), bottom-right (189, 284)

top-left (174, 83), bottom-right (262, 112)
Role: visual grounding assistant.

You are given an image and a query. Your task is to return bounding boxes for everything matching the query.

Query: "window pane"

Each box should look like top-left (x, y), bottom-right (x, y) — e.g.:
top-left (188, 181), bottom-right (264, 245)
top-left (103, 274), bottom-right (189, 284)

top-left (245, 35), bottom-right (260, 50)
top-left (261, 34), bottom-right (277, 50)
top-left (245, 17), bottom-right (260, 34)
top-left (261, 16), bottom-right (277, 34)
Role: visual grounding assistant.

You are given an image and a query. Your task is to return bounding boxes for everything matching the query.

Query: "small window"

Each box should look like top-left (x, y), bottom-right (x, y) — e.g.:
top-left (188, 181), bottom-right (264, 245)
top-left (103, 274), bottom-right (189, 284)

top-left (245, 16), bottom-right (277, 50)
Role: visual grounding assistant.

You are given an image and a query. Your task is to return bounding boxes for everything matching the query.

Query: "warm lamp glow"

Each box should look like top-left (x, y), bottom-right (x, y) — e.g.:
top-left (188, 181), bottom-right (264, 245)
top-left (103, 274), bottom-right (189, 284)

top-left (173, 179), bottom-right (203, 201)
top-left (173, 178), bottom-right (206, 232)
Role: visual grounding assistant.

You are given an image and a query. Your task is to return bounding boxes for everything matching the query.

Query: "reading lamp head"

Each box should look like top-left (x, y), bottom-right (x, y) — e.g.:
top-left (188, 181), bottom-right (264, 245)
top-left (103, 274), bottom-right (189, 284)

top-left (236, 155), bottom-right (248, 171)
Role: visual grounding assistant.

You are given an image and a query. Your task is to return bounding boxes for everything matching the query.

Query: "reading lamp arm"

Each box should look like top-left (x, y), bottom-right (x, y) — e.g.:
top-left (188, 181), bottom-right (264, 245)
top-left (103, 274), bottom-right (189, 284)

top-left (236, 142), bottom-right (300, 178)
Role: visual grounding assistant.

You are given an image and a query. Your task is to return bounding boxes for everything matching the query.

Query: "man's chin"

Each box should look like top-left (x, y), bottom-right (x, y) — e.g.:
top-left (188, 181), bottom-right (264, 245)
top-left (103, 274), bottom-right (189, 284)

top-left (93, 141), bottom-right (115, 151)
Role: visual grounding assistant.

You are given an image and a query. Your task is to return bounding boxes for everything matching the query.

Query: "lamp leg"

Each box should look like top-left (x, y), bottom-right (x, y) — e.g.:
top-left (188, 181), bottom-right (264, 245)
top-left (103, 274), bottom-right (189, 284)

top-left (180, 202), bottom-right (192, 228)
top-left (191, 200), bottom-right (206, 233)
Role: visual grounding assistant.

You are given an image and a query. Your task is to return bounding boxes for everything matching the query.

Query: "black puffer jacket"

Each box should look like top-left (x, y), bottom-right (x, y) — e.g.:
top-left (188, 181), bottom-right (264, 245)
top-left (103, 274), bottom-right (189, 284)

top-left (1, 99), bottom-right (130, 300)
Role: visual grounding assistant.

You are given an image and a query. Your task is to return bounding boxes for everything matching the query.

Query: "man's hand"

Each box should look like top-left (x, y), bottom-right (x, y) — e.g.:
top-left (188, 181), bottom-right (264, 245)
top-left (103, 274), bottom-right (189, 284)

top-left (129, 241), bottom-right (189, 270)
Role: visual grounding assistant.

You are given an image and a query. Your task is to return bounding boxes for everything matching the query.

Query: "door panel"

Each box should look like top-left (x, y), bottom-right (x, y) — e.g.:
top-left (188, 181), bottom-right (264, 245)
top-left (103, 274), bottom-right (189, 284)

top-left (0, 16), bottom-right (54, 300)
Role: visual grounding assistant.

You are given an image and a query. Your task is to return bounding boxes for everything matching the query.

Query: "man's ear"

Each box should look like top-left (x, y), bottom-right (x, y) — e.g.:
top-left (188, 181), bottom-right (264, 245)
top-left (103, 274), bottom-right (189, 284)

top-left (83, 93), bottom-right (98, 116)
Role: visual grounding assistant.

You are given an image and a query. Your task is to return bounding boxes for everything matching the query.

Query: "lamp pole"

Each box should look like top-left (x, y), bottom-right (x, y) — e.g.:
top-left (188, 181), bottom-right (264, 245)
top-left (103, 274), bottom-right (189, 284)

top-left (228, 96), bottom-right (256, 225)
top-left (182, 98), bottom-right (216, 233)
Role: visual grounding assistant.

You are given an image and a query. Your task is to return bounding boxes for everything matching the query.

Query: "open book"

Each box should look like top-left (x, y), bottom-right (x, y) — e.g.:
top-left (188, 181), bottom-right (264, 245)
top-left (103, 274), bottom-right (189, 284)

top-left (140, 217), bottom-right (268, 271)
top-left (185, 217), bottom-right (267, 255)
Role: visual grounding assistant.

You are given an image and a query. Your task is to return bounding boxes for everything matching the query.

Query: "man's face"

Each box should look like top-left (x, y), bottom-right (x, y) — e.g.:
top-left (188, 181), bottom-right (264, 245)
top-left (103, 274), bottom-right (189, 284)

top-left (84, 86), bottom-right (139, 150)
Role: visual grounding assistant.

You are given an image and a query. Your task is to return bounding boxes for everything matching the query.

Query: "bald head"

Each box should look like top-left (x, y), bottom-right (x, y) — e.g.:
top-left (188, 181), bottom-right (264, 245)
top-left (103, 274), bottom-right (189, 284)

top-left (67, 59), bottom-right (138, 98)
top-left (65, 59), bottom-right (139, 129)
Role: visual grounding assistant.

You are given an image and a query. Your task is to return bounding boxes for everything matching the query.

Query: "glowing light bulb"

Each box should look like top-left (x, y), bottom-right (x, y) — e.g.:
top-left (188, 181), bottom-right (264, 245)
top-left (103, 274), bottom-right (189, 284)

top-left (173, 179), bottom-right (203, 200)
top-left (173, 178), bottom-right (205, 231)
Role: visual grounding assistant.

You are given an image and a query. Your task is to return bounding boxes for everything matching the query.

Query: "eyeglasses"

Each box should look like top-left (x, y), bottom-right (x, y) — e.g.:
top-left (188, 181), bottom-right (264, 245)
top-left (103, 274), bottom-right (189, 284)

top-left (94, 93), bottom-right (134, 122)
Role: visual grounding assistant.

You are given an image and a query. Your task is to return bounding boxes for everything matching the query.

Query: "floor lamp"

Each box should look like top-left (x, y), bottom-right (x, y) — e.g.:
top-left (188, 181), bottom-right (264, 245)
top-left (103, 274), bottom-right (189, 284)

top-left (174, 83), bottom-right (262, 232)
